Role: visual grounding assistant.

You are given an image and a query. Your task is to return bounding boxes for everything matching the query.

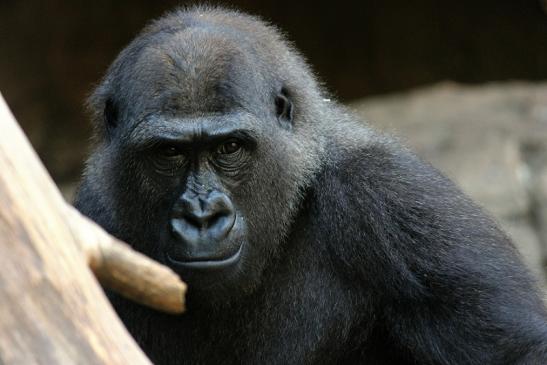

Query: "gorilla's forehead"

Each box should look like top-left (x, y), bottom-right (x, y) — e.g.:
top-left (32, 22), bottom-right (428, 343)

top-left (118, 26), bottom-right (271, 116)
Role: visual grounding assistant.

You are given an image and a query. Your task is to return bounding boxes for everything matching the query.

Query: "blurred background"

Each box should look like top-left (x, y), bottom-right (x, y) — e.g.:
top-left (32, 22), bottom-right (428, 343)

top-left (1, 0), bottom-right (547, 286)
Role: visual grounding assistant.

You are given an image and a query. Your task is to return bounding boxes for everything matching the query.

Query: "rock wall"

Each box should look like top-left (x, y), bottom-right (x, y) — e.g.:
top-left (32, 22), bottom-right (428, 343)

top-left (351, 82), bottom-right (547, 287)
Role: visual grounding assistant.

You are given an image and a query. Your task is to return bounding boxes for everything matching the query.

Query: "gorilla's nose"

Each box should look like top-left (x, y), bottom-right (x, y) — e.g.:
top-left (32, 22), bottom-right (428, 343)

top-left (170, 190), bottom-right (236, 250)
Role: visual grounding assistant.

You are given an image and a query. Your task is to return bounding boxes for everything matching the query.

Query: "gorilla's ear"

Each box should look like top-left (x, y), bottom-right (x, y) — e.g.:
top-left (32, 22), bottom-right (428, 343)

top-left (103, 97), bottom-right (119, 136)
top-left (275, 87), bottom-right (293, 130)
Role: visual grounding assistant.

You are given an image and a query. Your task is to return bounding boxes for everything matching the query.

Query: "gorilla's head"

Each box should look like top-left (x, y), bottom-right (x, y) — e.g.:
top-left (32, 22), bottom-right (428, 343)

top-left (78, 7), bottom-right (328, 303)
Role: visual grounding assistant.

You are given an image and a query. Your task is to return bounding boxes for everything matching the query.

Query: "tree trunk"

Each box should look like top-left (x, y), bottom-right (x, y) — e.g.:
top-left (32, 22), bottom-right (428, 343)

top-left (0, 92), bottom-right (186, 364)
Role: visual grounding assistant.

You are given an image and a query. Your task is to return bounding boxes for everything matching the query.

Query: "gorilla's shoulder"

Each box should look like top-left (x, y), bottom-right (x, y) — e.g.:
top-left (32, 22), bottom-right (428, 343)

top-left (313, 129), bottom-right (451, 205)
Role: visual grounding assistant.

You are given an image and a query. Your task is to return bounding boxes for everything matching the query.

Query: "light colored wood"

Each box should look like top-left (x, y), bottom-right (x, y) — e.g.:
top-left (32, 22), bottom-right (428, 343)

top-left (0, 92), bottom-right (186, 364)
top-left (68, 207), bottom-right (186, 314)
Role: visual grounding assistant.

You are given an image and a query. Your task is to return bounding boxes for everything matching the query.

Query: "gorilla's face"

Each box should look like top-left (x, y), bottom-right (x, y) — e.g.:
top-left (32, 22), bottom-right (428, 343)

top-left (117, 112), bottom-right (264, 291)
top-left (85, 23), bottom-right (320, 302)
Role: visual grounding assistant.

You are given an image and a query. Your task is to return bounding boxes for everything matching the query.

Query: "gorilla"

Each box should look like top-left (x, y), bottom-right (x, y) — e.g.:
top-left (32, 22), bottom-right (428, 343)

top-left (74, 6), bottom-right (547, 365)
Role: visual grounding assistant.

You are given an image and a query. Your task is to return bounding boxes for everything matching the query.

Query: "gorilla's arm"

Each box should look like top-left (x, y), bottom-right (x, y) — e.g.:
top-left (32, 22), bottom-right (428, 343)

top-left (311, 135), bottom-right (547, 364)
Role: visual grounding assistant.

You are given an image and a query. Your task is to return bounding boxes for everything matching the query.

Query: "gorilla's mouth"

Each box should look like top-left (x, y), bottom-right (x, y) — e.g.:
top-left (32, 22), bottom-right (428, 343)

top-left (165, 243), bottom-right (243, 271)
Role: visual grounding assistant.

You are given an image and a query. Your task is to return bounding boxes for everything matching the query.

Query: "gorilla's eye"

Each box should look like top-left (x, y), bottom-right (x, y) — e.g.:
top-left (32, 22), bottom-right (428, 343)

top-left (212, 140), bottom-right (248, 175)
top-left (152, 144), bottom-right (186, 176)
top-left (275, 88), bottom-right (293, 127)
top-left (217, 141), bottom-right (241, 155)
top-left (157, 145), bottom-right (183, 158)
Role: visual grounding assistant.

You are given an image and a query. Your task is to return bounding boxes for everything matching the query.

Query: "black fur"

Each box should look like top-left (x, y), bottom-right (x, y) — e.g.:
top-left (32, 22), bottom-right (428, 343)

top-left (74, 6), bottom-right (547, 364)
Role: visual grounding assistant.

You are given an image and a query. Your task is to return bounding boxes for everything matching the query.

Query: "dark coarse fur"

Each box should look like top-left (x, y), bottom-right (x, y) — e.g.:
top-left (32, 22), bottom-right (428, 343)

top-left (74, 5), bottom-right (547, 365)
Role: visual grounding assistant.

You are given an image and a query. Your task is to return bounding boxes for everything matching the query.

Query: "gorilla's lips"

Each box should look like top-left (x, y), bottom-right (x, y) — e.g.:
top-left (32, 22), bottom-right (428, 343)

top-left (166, 212), bottom-right (244, 273)
top-left (165, 242), bottom-right (243, 271)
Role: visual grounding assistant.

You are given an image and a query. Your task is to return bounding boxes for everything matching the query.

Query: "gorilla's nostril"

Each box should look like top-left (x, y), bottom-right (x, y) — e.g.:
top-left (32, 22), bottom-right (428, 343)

top-left (208, 211), bottom-right (236, 239)
top-left (183, 213), bottom-right (203, 230)
top-left (208, 212), bottom-right (222, 229)
top-left (207, 206), bottom-right (232, 224)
